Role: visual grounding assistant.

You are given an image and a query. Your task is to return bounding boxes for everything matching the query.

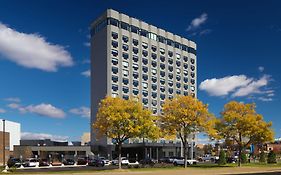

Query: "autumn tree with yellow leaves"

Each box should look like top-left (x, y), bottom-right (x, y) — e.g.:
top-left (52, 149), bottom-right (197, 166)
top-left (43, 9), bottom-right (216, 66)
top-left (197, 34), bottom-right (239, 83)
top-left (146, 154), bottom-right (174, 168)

top-left (161, 95), bottom-right (216, 168)
top-left (216, 101), bottom-right (274, 167)
top-left (93, 96), bottom-right (160, 169)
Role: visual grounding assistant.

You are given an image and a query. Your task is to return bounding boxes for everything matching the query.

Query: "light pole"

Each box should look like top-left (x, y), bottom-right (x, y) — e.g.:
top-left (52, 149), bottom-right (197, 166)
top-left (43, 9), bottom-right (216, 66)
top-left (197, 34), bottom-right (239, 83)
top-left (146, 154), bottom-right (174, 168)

top-left (2, 119), bottom-right (7, 172)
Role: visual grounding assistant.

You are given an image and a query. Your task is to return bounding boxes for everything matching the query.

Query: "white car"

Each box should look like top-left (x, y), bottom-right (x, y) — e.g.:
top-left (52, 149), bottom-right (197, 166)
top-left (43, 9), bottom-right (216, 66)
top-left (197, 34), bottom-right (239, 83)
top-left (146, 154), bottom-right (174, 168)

top-left (127, 159), bottom-right (140, 168)
top-left (99, 157), bottom-right (111, 166)
top-left (112, 157), bottom-right (129, 165)
top-left (173, 158), bottom-right (198, 166)
top-left (202, 155), bottom-right (219, 162)
top-left (23, 158), bottom-right (39, 167)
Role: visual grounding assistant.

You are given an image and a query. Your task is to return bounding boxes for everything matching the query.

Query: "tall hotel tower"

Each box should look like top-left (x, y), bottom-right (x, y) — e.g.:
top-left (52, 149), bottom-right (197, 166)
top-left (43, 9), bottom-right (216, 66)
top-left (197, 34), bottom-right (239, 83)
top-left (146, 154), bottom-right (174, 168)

top-left (90, 9), bottom-right (197, 158)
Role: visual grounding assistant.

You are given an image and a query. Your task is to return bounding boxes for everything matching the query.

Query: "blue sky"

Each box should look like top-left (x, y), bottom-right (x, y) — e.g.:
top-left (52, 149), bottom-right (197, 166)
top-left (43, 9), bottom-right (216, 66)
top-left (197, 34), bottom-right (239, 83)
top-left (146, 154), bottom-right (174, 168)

top-left (0, 0), bottom-right (280, 142)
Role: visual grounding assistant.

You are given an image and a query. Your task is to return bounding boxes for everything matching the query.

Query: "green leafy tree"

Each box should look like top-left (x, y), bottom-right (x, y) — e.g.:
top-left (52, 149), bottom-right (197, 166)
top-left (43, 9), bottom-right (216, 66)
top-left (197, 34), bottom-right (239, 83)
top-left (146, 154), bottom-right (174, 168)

top-left (93, 96), bottom-right (160, 169)
top-left (267, 151), bottom-right (277, 164)
top-left (215, 101), bottom-right (274, 167)
top-left (161, 95), bottom-right (216, 168)
top-left (241, 153), bottom-right (248, 164)
top-left (259, 151), bottom-right (266, 163)
top-left (218, 150), bottom-right (226, 165)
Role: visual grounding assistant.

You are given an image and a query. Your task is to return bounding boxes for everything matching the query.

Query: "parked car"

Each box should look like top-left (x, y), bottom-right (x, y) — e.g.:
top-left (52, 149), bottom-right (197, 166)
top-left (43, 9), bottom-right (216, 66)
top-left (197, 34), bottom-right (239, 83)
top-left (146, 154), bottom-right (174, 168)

top-left (99, 157), bottom-right (111, 166)
top-left (23, 158), bottom-right (39, 167)
top-left (159, 157), bottom-right (171, 163)
top-left (139, 158), bottom-right (157, 166)
top-left (201, 155), bottom-right (219, 162)
top-left (77, 158), bottom-right (87, 165)
top-left (7, 158), bottom-right (22, 168)
top-left (112, 157), bottom-right (129, 165)
top-left (128, 158), bottom-right (140, 168)
top-left (63, 159), bottom-right (75, 165)
top-left (39, 159), bottom-right (49, 166)
top-left (227, 157), bottom-right (237, 163)
top-left (51, 161), bottom-right (62, 166)
top-left (88, 159), bottom-right (104, 167)
top-left (173, 158), bottom-right (198, 166)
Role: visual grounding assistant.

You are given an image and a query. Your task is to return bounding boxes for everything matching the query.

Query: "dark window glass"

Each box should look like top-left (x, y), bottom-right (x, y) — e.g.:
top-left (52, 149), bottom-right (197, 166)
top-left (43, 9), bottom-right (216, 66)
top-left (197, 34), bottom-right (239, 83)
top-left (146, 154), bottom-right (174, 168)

top-left (112, 84), bottom-right (118, 91)
top-left (183, 56), bottom-right (188, 62)
top-left (191, 72), bottom-right (195, 78)
top-left (160, 86), bottom-right (165, 92)
top-left (152, 92), bottom-right (157, 98)
top-left (123, 86), bottom-right (129, 93)
top-left (133, 64), bottom-right (138, 71)
top-left (167, 39), bottom-right (174, 46)
top-left (151, 53), bottom-right (157, 60)
top-left (112, 58), bottom-right (118, 65)
top-left (142, 50), bottom-right (148, 57)
top-left (176, 75), bottom-right (181, 81)
top-left (140, 29), bottom-right (148, 37)
top-left (121, 22), bottom-right (130, 31)
top-left (169, 95), bottom-right (173, 99)
top-left (142, 74), bottom-right (148, 81)
top-left (160, 71), bottom-right (165, 77)
top-left (184, 91), bottom-right (188, 96)
top-left (169, 88), bottom-right (173, 94)
top-left (168, 66), bottom-right (173, 72)
top-left (152, 77), bottom-right (157, 83)
top-left (157, 36), bottom-right (165, 43)
top-left (151, 45), bottom-right (157, 52)
top-left (184, 85), bottom-right (188, 90)
top-left (160, 79), bottom-right (165, 85)
top-left (176, 61), bottom-right (181, 67)
top-left (183, 63), bottom-right (188, 69)
top-left (191, 58), bottom-right (195, 64)
top-left (175, 42), bottom-right (181, 49)
top-left (131, 25), bottom-right (139, 34)
top-left (168, 51), bottom-right (173, 57)
top-left (188, 47), bottom-right (197, 55)
top-left (133, 72), bottom-right (139, 79)
top-left (133, 55), bottom-right (138, 62)
top-left (168, 73), bottom-right (173, 79)
top-left (184, 77), bottom-right (188, 83)
top-left (191, 79), bottom-right (195, 85)
top-left (133, 39), bottom-right (138, 46)
top-left (109, 18), bottom-right (119, 27)
top-left (176, 90), bottom-right (181, 94)
top-left (182, 45), bottom-right (188, 52)
top-left (160, 63), bottom-right (165, 70)
top-left (133, 80), bottom-right (139, 87)
top-left (152, 61), bottom-right (157, 67)
top-left (133, 47), bottom-right (138, 54)
top-left (111, 32), bottom-right (118, 39)
top-left (133, 89), bottom-right (139, 95)
top-left (112, 76), bottom-right (118, 83)
top-left (152, 84), bottom-right (157, 91)
top-left (142, 90), bottom-right (148, 97)
top-left (191, 65), bottom-right (195, 71)
top-left (123, 95), bottom-right (129, 100)
top-left (168, 81), bottom-right (173, 87)
top-left (112, 67), bottom-right (118, 74)
top-left (142, 98), bottom-right (148, 104)
top-left (123, 53), bottom-right (129, 59)
top-left (122, 44), bottom-right (128, 51)
top-left (142, 66), bottom-right (148, 73)
top-left (168, 58), bottom-right (173, 65)
top-left (112, 41), bottom-right (118, 48)
top-left (123, 78), bottom-right (129, 85)
top-left (112, 49), bottom-right (118, 57)
top-left (160, 94), bottom-right (165, 100)
top-left (160, 56), bottom-right (165, 62)
top-left (142, 58), bottom-right (148, 65)
top-left (176, 83), bottom-right (181, 88)
top-left (122, 36), bottom-right (129, 43)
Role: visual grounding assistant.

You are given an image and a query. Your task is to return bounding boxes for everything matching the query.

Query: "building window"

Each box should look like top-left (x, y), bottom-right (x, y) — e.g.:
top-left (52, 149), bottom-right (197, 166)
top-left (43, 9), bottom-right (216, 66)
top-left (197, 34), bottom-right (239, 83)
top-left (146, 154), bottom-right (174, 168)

top-left (142, 50), bottom-right (148, 57)
top-left (142, 42), bottom-right (148, 49)
top-left (176, 90), bottom-right (181, 94)
top-left (182, 45), bottom-right (188, 52)
top-left (133, 89), bottom-right (139, 95)
top-left (160, 71), bottom-right (165, 77)
top-left (191, 72), bottom-right (195, 78)
top-left (184, 91), bottom-right (188, 96)
top-left (112, 84), bottom-right (118, 91)
top-left (168, 81), bottom-right (173, 87)
top-left (123, 95), bottom-right (129, 100)
top-left (152, 92), bottom-right (157, 98)
top-left (176, 61), bottom-right (181, 67)
top-left (142, 90), bottom-right (148, 97)
top-left (152, 61), bottom-right (157, 68)
top-left (123, 69), bottom-right (129, 77)
top-left (133, 64), bottom-right (138, 71)
top-left (169, 95), bottom-right (173, 99)
top-left (184, 77), bottom-right (188, 83)
top-left (176, 75), bottom-right (181, 81)
top-left (175, 42), bottom-right (181, 49)
top-left (122, 35), bottom-right (129, 43)
top-left (191, 65), bottom-right (195, 71)
top-left (150, 77), bottom-right (156, 84)
top-left (167, 39), bottom-right (174, 46)
top-left (122, 61), bottom-right (129, 68)
top-left (160, 63), bottom-right (165, 70)
top-left (142, 74), bottom-right (148, 81)
top-left (176, 53), bottom-right (181, 60)
top-left (151, 53), bottom-right (157, 60)
top-left (133, 80), bottom-right (139, 87)
top-left (168, 51), bottom-right (173, 57)
top-left (184, 85), bottom-right (188, 90)
top-left (133, 39), bottom-right (138, 46)
top-left (151, 69), bottom-right (157, 75)
top-left (168, 73), bottom-right (173, 79)
top-left (112, 49), bottom-right (118, 57)
top-left (112, 76), bottom-right (118, 83)
top-left (183, 70), bottom-right (188, 76)
top-left (111, 41), bottom-right (118, 48)
top-left (133, 72), bottom-right (139, 79)
top-left (176, 83), bottom-right (181, 88)
top-left (191, 79), bottom-right (195, 85)
top-left (123, 86), bottom-right (129, 93)
top-left (148, 33), bottom-right (157, 41)
top-left (109, 18), bottom-right (119, 27)
top-left (112, 93), bottom-right (118, 98)
top-left (112, 67), bottom-right (118, 74)
top-left (152, 84), bottom-right (157, 91)
top-left (183, 63), bottom-right (188, 69)
top-left (191, 58), bottom-right (195, 64)
top-left (191, 86), bottom-right (195, 92)
top-left (142, 66), bottom-right (148, 73)
top-left (142, 98), bottom-right (148, 104)
top-left (123, 53), bottom-right (129, 60)
top-left (142, 58), bottom-right (148, 65)
top-left (140, 29), bottom-right (148, 37)
top-left (111, 32), bottom-right (119, 40)
top-left (160, 56), bottom-right (165, 62)
top-left (160, 79), bottom-right (165, 85)
top-left (160, 48), bottom-right (165, 55)
top-left (142, 82), bottom-right (148, 89)
top-left (168, 66), bottom-right (173, 72)
top-left (112, 58), bottom-right (118, 65)
top-left (168, 88), bottom-right (173, 94)
top-left (121, 22), bottom-right (130, 31)
top-left (151, 45), bottom-right (157, 52)
top-left (160, 86), bottom-right (165, 92)
top-left (123, 78), bottom-right (129, 85)
top-left (160, 94), bottom-right (165, 100)
top-left (133, 47), bottom-right (138, 54)
top-left (133, 55), bottom-right (138, 62)
top-left (158, 36), bottom-right (165, 43)
top-left (131, 25), bottom-right (139, 34)
top-left (183, 56), bottom-right (188, 62)
top-left (168, 58), bottom-right (173, 65)
top-left (176, 68), bottom-right (181, 74)
top-left (152, 100), bottom-right (157, 106)
top-left (122, 44), bottom-right (128, 51)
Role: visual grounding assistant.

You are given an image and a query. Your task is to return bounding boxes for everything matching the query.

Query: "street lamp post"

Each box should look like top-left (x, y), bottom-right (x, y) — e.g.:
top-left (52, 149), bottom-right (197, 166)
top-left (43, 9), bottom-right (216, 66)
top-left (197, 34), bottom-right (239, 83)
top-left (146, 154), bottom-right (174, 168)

top-left (2, 119), bottom-right (8, 173)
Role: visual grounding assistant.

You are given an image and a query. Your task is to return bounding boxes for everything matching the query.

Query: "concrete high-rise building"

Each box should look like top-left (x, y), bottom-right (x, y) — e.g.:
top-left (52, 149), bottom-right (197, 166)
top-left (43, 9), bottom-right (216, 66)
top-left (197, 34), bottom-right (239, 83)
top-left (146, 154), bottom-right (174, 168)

top-left (90, 9), bottom-right (197, 158)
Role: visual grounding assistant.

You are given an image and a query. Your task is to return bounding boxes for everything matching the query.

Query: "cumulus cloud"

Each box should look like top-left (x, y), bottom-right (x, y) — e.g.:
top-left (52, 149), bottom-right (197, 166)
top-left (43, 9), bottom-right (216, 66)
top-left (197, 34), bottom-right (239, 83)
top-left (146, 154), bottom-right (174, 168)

top-left (83, 42), bottom-right (90, 47)
top-left (200, 74), bottom-right (274, 101)
top-left (8, 102), bottom-right (65, 118)
top-left (258, 66), bottom-right (265, 72)
top-left (21, 132), bottom-right (68, 142)
top-left (81, 69), bottom-right (90, 77)
top-left (69, 106), bottom-right (90, 118)
top-left (0, 108), bottom-right (6, 113)
top-left (199, 75), bottom-right (252, 96)
top-left (187, 13), bottom-right (208, 31)
top-left (4, 97), bottom-right (21, 103)
top-left (0, 23), bottom-right (74, 71)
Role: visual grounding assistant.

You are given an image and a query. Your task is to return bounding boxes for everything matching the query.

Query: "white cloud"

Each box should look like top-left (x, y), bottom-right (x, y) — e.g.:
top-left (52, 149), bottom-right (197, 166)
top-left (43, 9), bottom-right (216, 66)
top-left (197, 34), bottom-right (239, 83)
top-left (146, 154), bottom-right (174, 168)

top-left (83, 42), bottom-right (90, 47)
top-left (21, 132), bottom-right (68, 142)
top-left (258, 66), bottom-right (265, 72)
top-left (8, 102), bottom-right (65, 118)
top-left (81, 69), bottom-right (90, 77)
top-left (187, 13), bottom-right (208, 31)
top-left (0, 23), bottom-right (74, 72)
top-left (69, 106), bottom-right (90, 118)
top-left (199, 75), bottom-right (252, 96)
top-left (232, 75), bottom-right (270, 97)
top-left (4, 97), bottom-right (21, 103)
top-left (258, 97), bottom-right (273, 102)
top-left (0, 108), bottom-right (6, 113)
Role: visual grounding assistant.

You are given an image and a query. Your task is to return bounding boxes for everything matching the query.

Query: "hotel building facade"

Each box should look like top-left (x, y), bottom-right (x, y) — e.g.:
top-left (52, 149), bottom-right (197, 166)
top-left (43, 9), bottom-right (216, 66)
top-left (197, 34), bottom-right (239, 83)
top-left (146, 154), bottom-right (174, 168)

top-left (90, 9), bottom-right (197, 159)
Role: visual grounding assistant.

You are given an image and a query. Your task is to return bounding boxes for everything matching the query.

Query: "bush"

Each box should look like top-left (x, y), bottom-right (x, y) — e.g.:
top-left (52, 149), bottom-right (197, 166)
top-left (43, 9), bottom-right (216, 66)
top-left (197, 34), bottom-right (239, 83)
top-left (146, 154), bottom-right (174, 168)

top-left (259, 151), bottom-right (266, 163)
top-left (241, 153), bottom-right (248, 164)
top-left (267, 151), bottom-right (277, 164)
top-left (218, 150), bottom-right (226, 165)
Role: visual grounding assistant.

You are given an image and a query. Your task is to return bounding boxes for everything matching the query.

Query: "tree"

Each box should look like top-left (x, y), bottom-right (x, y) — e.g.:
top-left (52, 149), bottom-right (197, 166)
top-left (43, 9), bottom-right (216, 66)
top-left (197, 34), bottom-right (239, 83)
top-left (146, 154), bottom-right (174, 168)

top-left (267, 151), bottom-right (277, 164)
top-left (218, 150), bottom-right (226, 165)
top-left (203, 144), bottom-right (213, 155)
top-left (161, 95), bottom-right (216, 168)
top-left (215, 101), bottom-right (274, 167)
top-left (241, 152), bottom-right (248, 164)
top-left (93, 96), bottom-right (159, 169)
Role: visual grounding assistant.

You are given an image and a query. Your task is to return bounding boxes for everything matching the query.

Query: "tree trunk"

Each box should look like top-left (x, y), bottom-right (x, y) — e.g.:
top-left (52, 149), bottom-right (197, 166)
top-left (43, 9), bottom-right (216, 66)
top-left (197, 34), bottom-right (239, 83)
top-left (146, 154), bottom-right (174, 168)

top-left (118, 142), bottom-right (122, 169)
top-left (238, 146), bottom-right (241, 167)
top-left (184, 141), bottom-right (187, 168)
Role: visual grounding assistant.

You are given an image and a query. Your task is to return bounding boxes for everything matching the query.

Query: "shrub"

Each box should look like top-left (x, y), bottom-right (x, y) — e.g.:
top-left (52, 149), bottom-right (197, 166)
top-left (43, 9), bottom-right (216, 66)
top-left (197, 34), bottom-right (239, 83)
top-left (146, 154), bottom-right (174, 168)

top-left (241, 153), bottom-right (248, 164)
top-left (259, 151), bottom-right (266, 163)
top-left (218, 150), bottom-right (226, 165)
top-left (267, 151), bottom-right (277, 164)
